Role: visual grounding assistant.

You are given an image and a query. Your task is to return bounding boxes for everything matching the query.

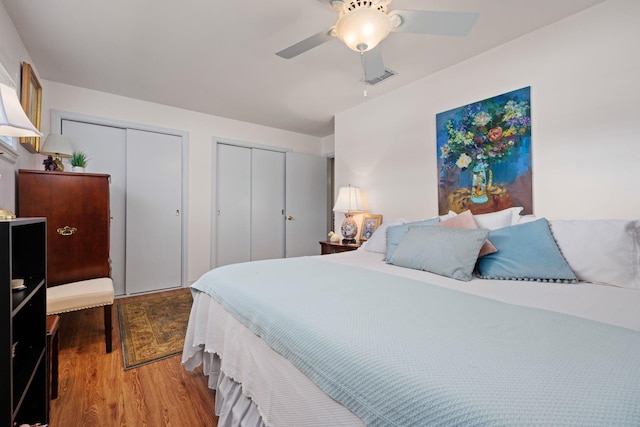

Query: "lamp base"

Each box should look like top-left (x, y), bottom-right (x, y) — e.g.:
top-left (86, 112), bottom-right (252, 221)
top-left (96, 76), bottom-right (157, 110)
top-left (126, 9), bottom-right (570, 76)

top-left (340, 213), bottom-right (358, 244)
top-left (53, 157), bottom-right (65, 171)
top-left (0, 209), bottom-right (16, 220)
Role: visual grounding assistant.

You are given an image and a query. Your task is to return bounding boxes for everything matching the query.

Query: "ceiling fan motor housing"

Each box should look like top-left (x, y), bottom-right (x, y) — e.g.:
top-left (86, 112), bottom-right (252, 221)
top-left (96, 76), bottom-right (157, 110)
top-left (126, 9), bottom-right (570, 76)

top-left (343, 1), bottom-right (388, 13)
top-left (335, 1), bottom-right (392, 52)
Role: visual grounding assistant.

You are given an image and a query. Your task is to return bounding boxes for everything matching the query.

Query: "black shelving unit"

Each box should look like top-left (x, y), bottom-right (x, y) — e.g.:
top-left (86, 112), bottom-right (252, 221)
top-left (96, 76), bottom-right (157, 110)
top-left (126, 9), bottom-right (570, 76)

top-left (1, 218), bottom-right (47, 425)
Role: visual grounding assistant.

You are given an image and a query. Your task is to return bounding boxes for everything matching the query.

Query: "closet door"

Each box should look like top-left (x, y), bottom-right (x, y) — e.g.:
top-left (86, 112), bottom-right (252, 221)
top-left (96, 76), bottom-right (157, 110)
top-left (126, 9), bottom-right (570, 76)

top-left (125, 129), bottom-right (182, 294)
top-left (251, 149), bottom-right (285, 261)
top-left (216, 144), bottom-right (251, 267)
top-left (285, 153), bottom-right (328, 257)
top-left (213, 144), bottom-right (326, 265)
top-left (61, 120), bottom-right (127, 295)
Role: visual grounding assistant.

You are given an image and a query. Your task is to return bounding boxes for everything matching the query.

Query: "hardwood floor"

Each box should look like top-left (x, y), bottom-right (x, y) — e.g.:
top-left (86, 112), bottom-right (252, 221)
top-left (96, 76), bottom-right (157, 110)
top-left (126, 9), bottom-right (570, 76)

top-left (49, 288), bottom-right (218, 427)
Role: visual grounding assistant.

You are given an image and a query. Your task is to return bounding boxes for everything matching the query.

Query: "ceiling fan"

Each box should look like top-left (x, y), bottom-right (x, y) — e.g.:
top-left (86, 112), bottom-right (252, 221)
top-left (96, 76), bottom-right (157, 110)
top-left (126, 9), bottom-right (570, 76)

top-left (276, 0), bottom-right (479, 82)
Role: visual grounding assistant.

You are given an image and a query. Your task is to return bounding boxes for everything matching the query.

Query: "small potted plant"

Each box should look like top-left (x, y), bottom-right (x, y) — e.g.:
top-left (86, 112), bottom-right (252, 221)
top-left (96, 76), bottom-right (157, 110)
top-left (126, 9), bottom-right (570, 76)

top-left (70, 151), bottom-right (89, 172)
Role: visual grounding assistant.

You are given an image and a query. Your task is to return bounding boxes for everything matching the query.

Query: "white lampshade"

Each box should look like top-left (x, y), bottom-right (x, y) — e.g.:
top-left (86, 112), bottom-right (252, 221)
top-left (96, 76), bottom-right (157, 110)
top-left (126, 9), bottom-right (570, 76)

top-left (335, 7), bottom-right (392, 52)
top-left (333, 185), bottom-right (364, 213)
top-left (40, 134), bottom-right (73, 158)
top-left (0, 82), bottom-right (43, 137)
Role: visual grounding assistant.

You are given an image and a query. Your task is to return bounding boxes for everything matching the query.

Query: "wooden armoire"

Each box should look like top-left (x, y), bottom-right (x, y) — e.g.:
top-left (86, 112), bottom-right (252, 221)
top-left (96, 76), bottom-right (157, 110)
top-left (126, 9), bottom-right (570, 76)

top-left (18, 170), bottom-right (111, 286)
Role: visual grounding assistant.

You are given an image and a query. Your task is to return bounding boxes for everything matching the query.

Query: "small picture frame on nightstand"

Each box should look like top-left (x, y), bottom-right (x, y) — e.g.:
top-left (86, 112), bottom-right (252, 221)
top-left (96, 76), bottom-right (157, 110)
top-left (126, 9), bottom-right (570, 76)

top-left (359, 214), bottom-right (383, 241)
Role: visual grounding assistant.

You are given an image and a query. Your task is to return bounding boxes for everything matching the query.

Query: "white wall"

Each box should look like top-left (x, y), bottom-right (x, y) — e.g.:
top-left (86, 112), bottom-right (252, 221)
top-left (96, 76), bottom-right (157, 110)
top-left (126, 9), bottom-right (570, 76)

top-left (335, 0), bottom-right (640, 221)
top-left (0, 0), bottom-right (41, 213)
top-left (320, 134), bottom-right (335, 156)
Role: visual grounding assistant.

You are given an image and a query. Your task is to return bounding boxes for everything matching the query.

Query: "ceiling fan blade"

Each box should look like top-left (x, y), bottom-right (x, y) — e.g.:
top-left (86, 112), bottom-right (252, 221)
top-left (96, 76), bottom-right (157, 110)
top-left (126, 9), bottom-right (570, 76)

top-left (276, 28), bottom-right (335, 59)
top-left (363, 46), bottom-right (386, 82)
top-left (390, 10), bottom-right (479, 37)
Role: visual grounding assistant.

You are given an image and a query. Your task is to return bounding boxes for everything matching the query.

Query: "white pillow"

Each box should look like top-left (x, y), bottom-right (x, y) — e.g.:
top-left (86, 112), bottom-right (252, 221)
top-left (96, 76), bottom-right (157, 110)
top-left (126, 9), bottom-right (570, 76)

top-left (361, 219), bottom-right (406, 253)
top-left (517, 214), bottom-right (538, 224)
top-left (474, 207), bottom-right (524, 230)
top-left (549, 219), bottom-right (640, 289)
top-left (439, 211), bottom-right (457, 221)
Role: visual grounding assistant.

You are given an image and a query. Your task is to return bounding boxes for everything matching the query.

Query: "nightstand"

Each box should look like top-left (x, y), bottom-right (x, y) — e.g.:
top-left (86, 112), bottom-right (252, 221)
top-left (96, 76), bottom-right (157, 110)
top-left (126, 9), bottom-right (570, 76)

top-left (319, 240), bottom-right (362, 255)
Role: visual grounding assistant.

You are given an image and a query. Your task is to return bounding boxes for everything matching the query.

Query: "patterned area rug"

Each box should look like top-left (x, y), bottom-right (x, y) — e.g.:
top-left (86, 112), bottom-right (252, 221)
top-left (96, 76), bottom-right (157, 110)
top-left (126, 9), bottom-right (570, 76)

top-left (118, 291), bottom-right (193, 370)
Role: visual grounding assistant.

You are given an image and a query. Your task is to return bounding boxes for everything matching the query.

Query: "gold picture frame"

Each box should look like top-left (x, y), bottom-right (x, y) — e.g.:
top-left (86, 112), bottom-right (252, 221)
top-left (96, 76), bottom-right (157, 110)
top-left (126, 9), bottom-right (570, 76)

top-left (19, 62), bottom-right (42, 153)
top-left (359, 214), bottom-right (383, 241)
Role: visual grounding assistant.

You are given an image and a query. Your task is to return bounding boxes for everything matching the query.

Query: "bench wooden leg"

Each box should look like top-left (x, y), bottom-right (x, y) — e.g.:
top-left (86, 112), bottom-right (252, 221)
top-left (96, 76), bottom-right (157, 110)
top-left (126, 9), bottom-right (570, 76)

top-left (104, 304), bottom-right (113, 353)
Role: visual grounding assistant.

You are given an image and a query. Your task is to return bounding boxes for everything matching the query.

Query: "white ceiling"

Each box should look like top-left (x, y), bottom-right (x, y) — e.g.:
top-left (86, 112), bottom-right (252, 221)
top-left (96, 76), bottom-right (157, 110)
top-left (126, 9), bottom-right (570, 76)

top-left (3, 0), bottom-right (603, 137)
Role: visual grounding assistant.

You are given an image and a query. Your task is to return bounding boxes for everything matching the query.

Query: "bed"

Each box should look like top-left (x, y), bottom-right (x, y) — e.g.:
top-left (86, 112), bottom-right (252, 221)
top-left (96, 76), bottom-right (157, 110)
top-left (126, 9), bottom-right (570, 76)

top-left (182, 210), bottom-right (640, 426)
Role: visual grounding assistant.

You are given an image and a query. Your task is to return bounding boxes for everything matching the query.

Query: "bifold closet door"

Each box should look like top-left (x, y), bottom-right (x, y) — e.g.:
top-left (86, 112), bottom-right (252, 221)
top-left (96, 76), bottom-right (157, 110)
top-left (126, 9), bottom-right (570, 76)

top-left (61, 119), bottom-right (127, 295)
top-left (216, 144), bottom-right (251, 267)
top-left (125, 129), bottom-right (182, 294)
top-left (215, 144), bottom-right (285, 267)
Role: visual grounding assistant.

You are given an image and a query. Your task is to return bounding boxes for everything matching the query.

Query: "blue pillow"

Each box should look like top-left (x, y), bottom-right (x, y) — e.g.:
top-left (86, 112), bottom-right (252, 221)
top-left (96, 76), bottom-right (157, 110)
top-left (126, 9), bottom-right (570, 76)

top-left (476, 218), bottom-right (577, 282)
top-left (389, 226), bottom-right (490, 281)
top-left (385, 218), bottom-right (440, 262)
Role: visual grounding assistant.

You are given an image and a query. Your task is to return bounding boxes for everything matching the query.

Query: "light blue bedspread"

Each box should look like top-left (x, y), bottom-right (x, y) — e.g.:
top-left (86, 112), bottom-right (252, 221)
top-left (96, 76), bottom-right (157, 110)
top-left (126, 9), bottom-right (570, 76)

top-left (192, 257), bottom-right (640, 426)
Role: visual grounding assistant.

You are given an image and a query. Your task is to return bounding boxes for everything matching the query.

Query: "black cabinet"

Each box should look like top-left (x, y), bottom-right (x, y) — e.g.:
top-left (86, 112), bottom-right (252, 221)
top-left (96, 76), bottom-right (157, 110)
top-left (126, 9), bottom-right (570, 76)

top-left (1, 218), bottom-right (47, 425)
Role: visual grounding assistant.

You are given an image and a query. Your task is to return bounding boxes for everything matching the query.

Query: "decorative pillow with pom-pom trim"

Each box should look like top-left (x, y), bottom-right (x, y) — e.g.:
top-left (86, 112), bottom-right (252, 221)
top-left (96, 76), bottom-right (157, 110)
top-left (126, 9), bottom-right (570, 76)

top-left (477, 218), bottom-right (577, 283)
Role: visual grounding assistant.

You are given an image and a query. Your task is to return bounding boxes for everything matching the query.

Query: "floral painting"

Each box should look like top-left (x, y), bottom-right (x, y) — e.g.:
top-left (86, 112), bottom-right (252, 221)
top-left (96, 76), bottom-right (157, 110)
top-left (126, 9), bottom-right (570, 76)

top-left (436, 87), bottom-right (532, 215)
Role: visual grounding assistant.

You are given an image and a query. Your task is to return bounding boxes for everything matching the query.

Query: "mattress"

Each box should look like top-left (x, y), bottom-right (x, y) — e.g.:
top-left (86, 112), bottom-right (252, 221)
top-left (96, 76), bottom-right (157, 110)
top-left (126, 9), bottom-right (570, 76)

top-left (182, 250), bottom-right (640, 426)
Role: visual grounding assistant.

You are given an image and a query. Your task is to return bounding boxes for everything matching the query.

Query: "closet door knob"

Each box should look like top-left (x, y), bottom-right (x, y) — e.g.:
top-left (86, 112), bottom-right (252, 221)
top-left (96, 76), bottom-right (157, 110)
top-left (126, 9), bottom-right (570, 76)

top-left (287, 216), bottom-right (294, 221)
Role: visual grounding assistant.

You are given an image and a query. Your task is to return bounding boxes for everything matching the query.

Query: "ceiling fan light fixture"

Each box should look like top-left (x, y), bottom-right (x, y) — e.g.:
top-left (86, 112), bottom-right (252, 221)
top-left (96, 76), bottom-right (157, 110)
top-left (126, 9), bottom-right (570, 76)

top-left (335, 7), bottom-right (391, 52)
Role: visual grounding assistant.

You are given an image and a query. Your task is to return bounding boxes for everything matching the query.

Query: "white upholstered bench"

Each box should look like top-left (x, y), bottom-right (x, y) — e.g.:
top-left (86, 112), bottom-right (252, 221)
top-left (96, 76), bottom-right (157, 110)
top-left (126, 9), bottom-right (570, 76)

top-left (46, 277), bottom-right (115, 353)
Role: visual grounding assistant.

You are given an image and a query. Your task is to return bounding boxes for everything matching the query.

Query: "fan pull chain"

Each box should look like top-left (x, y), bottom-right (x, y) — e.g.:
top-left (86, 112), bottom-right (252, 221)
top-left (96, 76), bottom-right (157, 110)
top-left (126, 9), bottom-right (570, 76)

top-left (360, 49), bottom-right (368, 98)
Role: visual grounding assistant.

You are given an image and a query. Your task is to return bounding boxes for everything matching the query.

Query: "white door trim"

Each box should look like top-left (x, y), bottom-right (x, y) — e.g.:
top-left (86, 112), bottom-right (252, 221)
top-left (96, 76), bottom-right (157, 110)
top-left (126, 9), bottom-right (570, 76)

top-left (214, 136), bottom-right (292, 153)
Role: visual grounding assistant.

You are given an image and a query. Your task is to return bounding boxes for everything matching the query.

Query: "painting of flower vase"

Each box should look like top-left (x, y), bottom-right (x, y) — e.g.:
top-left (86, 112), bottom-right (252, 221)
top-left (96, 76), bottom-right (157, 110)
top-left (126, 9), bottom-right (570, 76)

top-left (436, 86), bottom-right (532, 215)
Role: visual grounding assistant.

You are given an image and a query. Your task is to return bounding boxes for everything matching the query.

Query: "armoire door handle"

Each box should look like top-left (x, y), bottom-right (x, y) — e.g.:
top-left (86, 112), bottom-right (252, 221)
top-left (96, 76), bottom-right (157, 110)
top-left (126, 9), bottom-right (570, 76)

top-left (57, 226), bottom-right (77, 236)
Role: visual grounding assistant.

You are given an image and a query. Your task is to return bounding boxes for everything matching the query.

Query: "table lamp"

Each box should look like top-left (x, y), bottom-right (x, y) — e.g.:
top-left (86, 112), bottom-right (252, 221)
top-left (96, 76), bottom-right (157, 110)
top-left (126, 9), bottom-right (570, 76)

top-left (0, 82), bottom-right (43, 219)
top-left (40, 134), bottom-right (73, 171)
top-left (333, 185), bottom-right (364, 244)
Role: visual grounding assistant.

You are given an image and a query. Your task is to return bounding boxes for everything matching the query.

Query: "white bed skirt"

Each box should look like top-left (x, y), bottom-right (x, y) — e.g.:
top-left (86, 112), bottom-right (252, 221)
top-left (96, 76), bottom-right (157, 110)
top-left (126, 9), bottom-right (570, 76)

top-left (205, 352), bottom-right (266, 427)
